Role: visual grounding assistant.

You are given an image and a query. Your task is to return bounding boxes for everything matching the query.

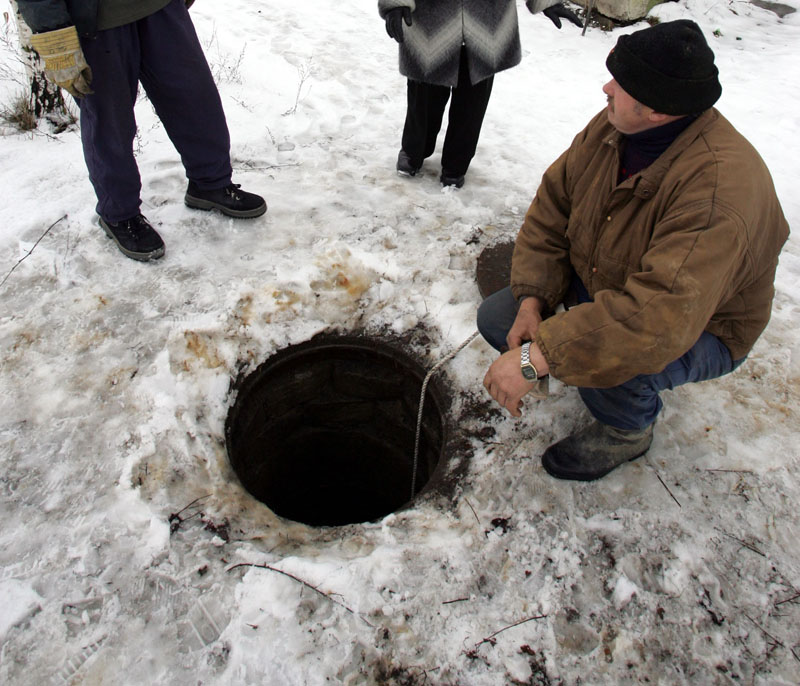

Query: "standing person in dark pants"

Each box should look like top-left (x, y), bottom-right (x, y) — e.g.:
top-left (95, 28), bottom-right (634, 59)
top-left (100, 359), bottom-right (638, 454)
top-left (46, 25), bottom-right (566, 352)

top-left (379, 0), bottom-right (581, 188)
top-left (17, 0), bottom-right (266, 262)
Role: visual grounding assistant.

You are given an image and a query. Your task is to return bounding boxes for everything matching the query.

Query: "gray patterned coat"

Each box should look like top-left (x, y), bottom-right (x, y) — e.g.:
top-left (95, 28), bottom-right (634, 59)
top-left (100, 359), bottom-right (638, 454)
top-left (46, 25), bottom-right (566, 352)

top-left (378, 0), bottom-right (556, 87)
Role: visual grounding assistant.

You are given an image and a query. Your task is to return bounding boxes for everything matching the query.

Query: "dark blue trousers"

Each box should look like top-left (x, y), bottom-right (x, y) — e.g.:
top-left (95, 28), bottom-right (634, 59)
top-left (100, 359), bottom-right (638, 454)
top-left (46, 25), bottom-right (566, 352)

top-left (78, 0), bottom-right (232, 223)
top-left (477, 285), bottom-right (744, 431)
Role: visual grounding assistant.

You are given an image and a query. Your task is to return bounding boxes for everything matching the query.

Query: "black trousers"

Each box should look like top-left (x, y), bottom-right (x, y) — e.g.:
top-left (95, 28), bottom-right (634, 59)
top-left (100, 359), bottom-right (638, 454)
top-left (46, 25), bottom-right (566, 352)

top-left (401, 48), bottom-right (494, 177)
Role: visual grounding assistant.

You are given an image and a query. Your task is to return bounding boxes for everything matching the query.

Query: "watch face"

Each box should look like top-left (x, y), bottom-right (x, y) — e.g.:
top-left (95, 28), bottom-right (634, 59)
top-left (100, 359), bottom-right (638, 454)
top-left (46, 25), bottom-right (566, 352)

top-left (520, 342), bottom-right (537, 381)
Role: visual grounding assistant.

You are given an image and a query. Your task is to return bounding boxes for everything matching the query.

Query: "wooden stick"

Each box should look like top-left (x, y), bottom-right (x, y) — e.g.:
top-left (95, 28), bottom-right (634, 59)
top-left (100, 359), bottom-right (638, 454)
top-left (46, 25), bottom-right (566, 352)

top-left (582, 0), bottom-right (595, 37)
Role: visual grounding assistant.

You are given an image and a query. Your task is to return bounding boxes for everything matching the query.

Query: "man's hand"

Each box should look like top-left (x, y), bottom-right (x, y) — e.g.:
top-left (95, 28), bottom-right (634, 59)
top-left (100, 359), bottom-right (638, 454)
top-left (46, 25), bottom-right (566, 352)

top-left (506, 296), bottom-right (545, 350)
top-left (483, 347), bottom-right (537, 417)
top-left (385, 7), bottom-right (412, 43)
top-left (543, 3), bottom-right (582, 29)
top-left (29, 26), bottom-right (92, 98)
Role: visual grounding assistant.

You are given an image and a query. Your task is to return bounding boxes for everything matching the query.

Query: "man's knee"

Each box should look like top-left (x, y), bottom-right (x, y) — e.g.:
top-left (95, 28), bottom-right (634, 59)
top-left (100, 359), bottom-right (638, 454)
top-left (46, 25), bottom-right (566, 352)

top-left (477, 287), bottom-right (517, 351)
top-left (477, 301), bottom-right (506, 351)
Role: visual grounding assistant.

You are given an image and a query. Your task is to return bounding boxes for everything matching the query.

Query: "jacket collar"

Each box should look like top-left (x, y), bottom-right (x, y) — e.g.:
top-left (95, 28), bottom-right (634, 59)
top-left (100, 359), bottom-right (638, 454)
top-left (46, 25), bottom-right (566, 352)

top-left (605, 109), bottom-right (718, 199)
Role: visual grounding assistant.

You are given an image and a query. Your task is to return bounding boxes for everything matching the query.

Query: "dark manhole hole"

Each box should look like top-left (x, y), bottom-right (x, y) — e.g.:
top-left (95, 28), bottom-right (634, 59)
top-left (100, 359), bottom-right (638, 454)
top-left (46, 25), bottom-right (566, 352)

top-left (225, 335), bottom-right (451, 527)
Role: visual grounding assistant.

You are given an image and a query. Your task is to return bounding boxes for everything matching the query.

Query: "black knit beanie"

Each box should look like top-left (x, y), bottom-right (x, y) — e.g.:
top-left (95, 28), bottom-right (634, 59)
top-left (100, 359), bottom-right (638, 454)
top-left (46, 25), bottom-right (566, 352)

top-left (606, 19), bottom-right (722, 115)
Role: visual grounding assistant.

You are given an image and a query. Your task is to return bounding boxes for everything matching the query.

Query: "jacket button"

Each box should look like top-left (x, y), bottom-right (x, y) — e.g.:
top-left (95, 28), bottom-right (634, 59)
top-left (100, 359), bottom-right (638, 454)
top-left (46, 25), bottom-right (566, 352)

top-left (606, 216), bottom-right (612, 221)
top-left (592, 267), bottom-right (598, 273)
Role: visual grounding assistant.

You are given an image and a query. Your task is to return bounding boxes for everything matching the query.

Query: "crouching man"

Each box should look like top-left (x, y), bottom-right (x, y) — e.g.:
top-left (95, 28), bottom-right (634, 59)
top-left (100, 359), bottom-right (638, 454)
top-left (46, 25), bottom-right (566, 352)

top-left (478, 20), bottom-right (789, 481)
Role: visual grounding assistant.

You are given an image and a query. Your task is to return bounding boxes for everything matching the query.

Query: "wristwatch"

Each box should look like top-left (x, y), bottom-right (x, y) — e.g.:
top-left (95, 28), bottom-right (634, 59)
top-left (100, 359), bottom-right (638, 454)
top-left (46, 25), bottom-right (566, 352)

top-left (520, 342), bottom-right (539, 382)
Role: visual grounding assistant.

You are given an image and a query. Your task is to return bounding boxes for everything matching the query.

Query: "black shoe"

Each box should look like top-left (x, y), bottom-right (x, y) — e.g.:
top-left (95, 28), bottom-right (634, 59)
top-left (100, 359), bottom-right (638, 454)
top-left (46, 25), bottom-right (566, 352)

top-left (541, 421), bottom-right (653, 481)
top-left (396, 150), bottom-right (421, 177)
top-left (184, 181), bottom-right (267, 218)
top-left (440, 171), bottom-right (465, 188)
top-left (99, 214), bottom-right (165, 262)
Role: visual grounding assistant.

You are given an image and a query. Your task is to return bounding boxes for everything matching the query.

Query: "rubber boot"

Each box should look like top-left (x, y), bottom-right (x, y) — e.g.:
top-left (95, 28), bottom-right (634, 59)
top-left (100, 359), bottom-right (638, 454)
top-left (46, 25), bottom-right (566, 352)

top-left (541, 420), bottom-right (654, 481)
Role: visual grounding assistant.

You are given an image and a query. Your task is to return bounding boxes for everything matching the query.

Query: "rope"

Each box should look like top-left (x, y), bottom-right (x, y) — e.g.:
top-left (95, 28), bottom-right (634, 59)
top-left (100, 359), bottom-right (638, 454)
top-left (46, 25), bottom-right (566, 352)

top-left (411, 330), bottom-right (480, 499)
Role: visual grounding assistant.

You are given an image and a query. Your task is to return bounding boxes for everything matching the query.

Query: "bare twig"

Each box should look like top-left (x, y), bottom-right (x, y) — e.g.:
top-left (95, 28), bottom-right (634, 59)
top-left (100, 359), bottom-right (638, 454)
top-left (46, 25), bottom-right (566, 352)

top-left (464, 497), bottom-right (480, 527)
top-left (226, 562), bottom-right (375, 628)
top-left (282, 62), bottom-right (313, 116)
top-left (651, 468), bottom-right (682, 508)
top-left (705, 468), bottom-right (754, 474)
top-left (442, 597), bottom-right (470, 605)
top-left (744, 614), bottom-right (800, 663)
top-left (467, 614), bottom-right (547, 653)
top-left (775, 592), bottom-right (800, 606)
top-left (0, 214), bottom-right (66, 287)
top-left (405, 665), bottom-right (439, 684)
top-left (168, 493), bottom-right (212, 534)
top-left (172, 494), bottom-right (212, 518)
top-left (715, 528), bottom-right (765, 557)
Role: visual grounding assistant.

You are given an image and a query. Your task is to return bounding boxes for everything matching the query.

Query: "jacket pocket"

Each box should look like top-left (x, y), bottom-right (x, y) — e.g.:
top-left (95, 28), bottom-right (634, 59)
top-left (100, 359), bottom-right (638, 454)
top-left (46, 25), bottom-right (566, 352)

top-left (593, 252), bottom-right (636, 292)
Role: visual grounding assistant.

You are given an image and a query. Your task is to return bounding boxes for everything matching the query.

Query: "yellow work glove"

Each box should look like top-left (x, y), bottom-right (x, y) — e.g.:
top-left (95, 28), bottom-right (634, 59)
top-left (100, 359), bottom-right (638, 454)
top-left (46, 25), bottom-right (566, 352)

top-left (29, 26), bottom-right (93, 99)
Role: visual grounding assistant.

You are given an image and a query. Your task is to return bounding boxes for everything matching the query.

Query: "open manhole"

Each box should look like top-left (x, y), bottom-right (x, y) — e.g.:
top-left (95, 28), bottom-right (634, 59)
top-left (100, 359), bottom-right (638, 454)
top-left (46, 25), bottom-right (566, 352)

top-left (225, 335), bottom-right (451, 527)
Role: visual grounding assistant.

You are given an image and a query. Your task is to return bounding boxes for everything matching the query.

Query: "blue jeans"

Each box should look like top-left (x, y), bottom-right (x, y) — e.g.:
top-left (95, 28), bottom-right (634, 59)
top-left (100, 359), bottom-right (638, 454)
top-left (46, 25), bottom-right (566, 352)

top-left (78, 0), bottom-right (232, 222)
top-left (477, 285), bottom-right (744, 431)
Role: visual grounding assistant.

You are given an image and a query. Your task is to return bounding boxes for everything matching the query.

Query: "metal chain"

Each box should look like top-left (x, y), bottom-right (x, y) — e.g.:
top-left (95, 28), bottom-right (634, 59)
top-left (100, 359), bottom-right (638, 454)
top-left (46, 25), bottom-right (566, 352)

top-left (411, 330), bottom-right (481, 499)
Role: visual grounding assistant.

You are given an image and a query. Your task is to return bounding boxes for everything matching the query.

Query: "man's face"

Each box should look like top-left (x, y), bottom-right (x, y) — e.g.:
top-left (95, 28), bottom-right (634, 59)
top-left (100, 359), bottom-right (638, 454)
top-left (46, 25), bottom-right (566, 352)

top-left (602, 79), bottom-right (659, 134)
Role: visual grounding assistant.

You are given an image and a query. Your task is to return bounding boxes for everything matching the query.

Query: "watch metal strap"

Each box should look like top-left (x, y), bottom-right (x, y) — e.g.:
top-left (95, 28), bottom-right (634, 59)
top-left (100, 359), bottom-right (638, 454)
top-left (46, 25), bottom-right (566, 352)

top-left (520, 341), bottom-right (538, 381)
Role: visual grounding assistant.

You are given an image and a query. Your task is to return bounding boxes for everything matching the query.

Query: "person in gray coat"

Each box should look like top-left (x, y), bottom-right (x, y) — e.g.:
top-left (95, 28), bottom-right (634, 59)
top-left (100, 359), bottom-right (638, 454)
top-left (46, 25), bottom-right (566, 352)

top-left (379, 0), bottom-right (581, 187)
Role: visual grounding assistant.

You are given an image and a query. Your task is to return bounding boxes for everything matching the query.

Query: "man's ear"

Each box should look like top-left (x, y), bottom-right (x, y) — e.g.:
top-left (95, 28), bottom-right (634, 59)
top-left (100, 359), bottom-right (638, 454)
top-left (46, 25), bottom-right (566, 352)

top-left (649, 111), bottom-right (684, 126)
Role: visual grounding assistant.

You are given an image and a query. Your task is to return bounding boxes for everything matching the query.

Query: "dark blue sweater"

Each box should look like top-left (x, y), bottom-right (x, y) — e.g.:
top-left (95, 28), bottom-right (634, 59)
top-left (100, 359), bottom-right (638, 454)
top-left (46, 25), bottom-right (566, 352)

top-left (619, 114), bottom-right (699, 182)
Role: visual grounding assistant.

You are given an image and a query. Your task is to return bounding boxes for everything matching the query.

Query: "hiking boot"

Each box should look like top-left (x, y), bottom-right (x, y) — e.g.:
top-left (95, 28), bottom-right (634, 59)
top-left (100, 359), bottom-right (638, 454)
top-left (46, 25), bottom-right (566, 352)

top-left (99, 214), bottom-right (165, 262)
top-left (396, 150), bottom-right (421, 177)
top-left (184, 181), bottom-right (267, 218)
top-left (440, 171), bottom-right (465, 188)
top-left (541, 420), bottom-right (654, 481)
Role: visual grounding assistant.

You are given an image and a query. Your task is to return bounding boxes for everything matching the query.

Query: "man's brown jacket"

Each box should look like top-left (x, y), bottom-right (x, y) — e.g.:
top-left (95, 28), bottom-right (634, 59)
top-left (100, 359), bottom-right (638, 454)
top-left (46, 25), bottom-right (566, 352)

top-left (511, 108), bottom-right (790, 388)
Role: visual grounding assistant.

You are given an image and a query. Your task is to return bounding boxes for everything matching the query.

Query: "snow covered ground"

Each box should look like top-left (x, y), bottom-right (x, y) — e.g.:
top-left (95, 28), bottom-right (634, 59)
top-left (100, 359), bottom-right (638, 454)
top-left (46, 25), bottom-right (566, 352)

top-left (0, 0), bottom-right (799, 683)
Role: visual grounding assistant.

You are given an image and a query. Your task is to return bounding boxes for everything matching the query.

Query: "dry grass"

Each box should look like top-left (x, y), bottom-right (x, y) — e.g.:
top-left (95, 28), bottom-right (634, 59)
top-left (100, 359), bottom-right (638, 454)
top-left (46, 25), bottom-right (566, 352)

top-left (1, 90), bottom-right (37, 130)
